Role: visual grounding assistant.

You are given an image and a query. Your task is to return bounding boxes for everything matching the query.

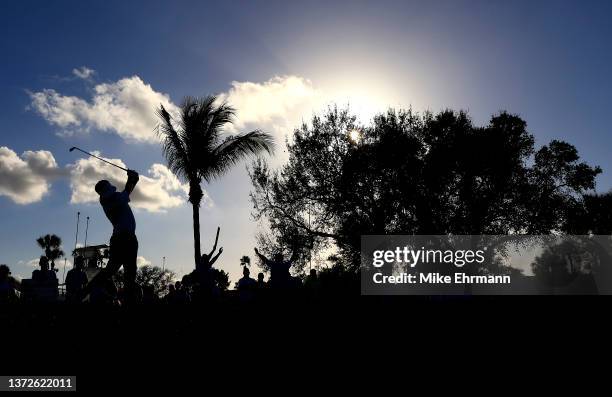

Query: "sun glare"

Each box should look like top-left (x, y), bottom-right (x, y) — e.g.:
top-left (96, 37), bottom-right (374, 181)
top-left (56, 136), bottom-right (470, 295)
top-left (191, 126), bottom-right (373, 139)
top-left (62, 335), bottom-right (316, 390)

top-left (349, 129), bottom-right (361, 143)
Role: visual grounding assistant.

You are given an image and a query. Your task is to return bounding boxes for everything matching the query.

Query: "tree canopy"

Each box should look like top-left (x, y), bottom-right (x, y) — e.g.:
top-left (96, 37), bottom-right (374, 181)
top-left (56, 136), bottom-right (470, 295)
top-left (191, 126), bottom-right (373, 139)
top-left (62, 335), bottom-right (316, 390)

top-left (250, 107), bottom-right (603, 272)
top-left (36, 234), bottom-right (64, 270)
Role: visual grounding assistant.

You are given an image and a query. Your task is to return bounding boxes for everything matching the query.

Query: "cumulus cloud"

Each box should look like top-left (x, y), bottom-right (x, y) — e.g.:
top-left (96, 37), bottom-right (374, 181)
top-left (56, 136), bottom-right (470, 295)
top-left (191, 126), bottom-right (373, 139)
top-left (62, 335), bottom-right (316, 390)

top-left (137, 256), bottom-right (152, 267)
top-left (21, 257), bottom-right (71, 268)
top-left (68, 151), bottom-right (208, 212)
top-left (29, 76), bottom-right (179, 143)
top-left (11, 258), bottom-right (71, 280)
top-left (0, 146), bottom-right (65, 204)
top-left (218, 75), bottom-right (391, 142)
top-left (219, 75), bottom-right (324, 140)
top-left (23, 258), bottom-right (42, 268)
top-left (0, 145), bottom-right (198, 211)
top-left (72, 66), bottom-right (95, 80)
top-left (30, 72), bottom-right (327, 148)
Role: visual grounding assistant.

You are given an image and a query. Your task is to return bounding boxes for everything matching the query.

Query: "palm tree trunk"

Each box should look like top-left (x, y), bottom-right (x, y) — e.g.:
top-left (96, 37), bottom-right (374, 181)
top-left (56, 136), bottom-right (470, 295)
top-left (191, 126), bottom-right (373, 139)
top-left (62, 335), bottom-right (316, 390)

top-left (189, 180), bottom-right (204, 268)
top-left (192, 200), bottom-right (202, 268)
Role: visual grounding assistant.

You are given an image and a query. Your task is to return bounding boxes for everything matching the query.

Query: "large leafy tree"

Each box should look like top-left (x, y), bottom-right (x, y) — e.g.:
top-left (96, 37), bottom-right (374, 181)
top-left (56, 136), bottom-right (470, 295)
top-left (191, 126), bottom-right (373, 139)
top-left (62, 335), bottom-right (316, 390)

top-left (564, 192), bottom-right (612, 234)
top-left (36, 234), bottom-right (64, 271)
top-left (250, 107), bottom-right (601, 271)
top-left (157, 96), bottom-right (274, 267)
top-left (136, 265), bottom-right (176, 297)
top-left (113, 266), bottom-right (176, 298)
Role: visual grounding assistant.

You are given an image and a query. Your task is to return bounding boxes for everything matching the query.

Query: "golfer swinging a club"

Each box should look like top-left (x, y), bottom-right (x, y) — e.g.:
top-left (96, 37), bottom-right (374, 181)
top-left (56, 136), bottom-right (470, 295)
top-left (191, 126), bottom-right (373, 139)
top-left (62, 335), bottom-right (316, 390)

top-left (81, 169), bottom-right (140, 303)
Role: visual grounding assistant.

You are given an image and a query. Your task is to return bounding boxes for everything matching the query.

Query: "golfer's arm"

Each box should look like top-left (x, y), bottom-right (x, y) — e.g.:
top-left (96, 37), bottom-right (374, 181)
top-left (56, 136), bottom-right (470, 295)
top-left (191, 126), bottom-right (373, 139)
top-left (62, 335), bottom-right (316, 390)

top-left (124, 173), bottom-right (139, 194)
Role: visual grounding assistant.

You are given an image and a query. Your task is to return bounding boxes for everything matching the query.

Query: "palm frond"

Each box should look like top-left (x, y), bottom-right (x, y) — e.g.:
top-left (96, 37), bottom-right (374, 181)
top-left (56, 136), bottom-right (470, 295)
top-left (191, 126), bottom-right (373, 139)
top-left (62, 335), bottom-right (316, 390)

top-left (156, 104), bottom-right (192, 181)
top-left (157, 95), bottom-right (274, 184)
top-left (204, 130), bottom-right (275, 181)
top-left (208, 100), bottom-right (236, 135)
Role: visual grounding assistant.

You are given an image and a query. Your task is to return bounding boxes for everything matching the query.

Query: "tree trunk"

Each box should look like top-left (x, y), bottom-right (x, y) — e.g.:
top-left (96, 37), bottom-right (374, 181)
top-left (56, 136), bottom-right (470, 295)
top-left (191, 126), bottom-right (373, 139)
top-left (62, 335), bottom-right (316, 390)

top-left (189, 180), bottom-right (204, 269)
top-left (192, 200), bottom-right (201, 268)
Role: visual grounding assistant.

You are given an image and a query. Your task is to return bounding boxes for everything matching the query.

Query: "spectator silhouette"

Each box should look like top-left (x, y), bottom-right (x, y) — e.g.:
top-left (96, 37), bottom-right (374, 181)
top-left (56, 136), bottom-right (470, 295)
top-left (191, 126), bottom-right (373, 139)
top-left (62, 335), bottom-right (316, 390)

top-left (175, 280), bottom-right (190, 303)
top-left (82, 170), bottom-right (139, 303)
top-left (193, 227), bottom-right (223, 299)
top-left (32, 256), bottom-right (57, 283)
top-left (24, 256), bottom-right (58, 302)
top-left (254, 247), bottom-right (297, 290)
top-left (237, 266), bottom-right (257, 302)
top-left (166, 284), bottom-right (177, 304)
top-left (142, 285), bottom-right (158, 304)
top-left (197, 227), bottom-right (223, 271)
top-left (257, 272), bottom-right (266, 287)
top-left (304, 268), bottom-right (321, 299)
top-left (180, 274), bottom-right (198, 301)
top-left (0, 264), bottom-right (18, 303)
top-left (65, 256), bottom-right (88, 303)
top-left (255, 272), bottom-right (268, 301)
top-left (90, 276), bottom-right (118, 305)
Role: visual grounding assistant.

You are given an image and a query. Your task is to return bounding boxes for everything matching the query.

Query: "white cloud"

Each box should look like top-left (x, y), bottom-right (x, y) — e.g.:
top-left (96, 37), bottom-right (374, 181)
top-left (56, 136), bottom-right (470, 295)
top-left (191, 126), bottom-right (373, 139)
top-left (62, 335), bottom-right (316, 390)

top-left (72, 66), bottom-right (95, 80)
top-left (29, 76), bottom-right (179, 143)
top-left (217, 75), bottom-right (386, 141)
top-left (12, 258), bottom-right (71, 281)
top-left (22, 258), bottom-right (42, 268)
top-left (30, 73), bottom-right (326, 148)
top-left (0, 145), bottom-right (198, 211)
top-left (29, 72), bottom-right (380, 160)
top-left (68, 151), bottom-right (208, 212)
top-left (219, 75), bottom-right (325, 140)
top-left (0, 146), bottom-right (65, 204)
top-left (20, 257), bottom-right (71, 269)
top-left (137, 256), bottom-right (152, 267)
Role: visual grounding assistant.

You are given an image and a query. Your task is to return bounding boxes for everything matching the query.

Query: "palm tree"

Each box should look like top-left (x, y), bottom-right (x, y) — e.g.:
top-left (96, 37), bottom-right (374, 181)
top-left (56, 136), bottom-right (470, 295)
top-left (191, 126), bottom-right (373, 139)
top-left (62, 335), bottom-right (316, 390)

top-left (36, 234), bottom-right (64, 271)
top-left (156, 95), bottom-right (274, 267)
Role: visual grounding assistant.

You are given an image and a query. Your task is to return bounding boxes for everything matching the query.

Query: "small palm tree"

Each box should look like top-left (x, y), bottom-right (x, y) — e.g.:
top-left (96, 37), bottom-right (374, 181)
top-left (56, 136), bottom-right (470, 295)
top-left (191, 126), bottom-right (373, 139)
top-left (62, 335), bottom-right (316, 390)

top-left (240, 255), bottom-right (251, 267)
top-left (156, 95), bottom-right (274, 267)
top-left (36, 234), bottom-right (64, 271)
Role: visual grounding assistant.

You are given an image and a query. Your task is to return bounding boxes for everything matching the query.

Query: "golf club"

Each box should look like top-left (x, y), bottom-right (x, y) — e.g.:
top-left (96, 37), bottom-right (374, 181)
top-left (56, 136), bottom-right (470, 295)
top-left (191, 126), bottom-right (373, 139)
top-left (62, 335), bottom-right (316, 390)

top-left (69, 146), bottom-right (130, 172)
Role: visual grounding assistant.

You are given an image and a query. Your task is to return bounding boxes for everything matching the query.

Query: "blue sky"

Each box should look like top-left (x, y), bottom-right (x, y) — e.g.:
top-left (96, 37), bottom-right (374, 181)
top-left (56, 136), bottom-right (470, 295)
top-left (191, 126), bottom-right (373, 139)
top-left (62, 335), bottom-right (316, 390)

top-left (1, 0), bottom-right (612, 282)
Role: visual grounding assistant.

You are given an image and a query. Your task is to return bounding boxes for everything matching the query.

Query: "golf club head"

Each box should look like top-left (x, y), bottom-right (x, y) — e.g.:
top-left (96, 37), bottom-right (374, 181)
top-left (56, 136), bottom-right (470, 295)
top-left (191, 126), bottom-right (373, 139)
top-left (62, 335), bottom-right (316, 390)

top-left (69, 147), bottom-right (76, 152)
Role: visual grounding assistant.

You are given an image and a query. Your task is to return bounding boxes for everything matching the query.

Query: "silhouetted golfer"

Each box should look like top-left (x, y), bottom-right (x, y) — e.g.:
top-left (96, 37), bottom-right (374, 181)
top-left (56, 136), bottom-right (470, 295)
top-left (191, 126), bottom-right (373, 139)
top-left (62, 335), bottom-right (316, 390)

top-left (81, 169), bottom-right (139, 303)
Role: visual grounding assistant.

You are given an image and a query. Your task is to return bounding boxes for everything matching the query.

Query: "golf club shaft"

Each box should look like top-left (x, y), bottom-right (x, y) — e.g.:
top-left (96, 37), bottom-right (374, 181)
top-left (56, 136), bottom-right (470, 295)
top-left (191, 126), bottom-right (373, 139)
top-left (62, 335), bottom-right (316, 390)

top-left (72, 147), bottom-right (129, 172)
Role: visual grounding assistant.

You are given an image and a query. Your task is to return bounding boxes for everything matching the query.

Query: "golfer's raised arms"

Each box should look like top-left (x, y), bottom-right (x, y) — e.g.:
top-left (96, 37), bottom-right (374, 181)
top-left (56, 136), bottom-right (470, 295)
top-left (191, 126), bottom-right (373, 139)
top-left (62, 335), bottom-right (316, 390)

top-left (95, 174), bottom-right (137, 236)
top-left (124, 169), bottom-right (139, 195)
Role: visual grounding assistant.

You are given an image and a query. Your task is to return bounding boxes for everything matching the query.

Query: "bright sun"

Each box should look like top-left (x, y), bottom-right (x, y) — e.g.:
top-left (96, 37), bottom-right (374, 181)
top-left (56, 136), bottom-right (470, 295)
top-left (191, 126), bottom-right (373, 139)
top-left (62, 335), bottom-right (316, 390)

top-left (349, 129), bottom-right (361, 142)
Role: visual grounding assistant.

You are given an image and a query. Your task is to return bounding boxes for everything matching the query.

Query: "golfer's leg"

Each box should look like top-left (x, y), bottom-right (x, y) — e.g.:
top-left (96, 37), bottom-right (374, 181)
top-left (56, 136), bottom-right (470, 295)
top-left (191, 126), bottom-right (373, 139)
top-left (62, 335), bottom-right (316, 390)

top-left (122, 235), bottom-right (138, 303)
top-left (81, 237), bottom-right (121, 300)
top-left (81, 257), bottom-right (120, 299)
